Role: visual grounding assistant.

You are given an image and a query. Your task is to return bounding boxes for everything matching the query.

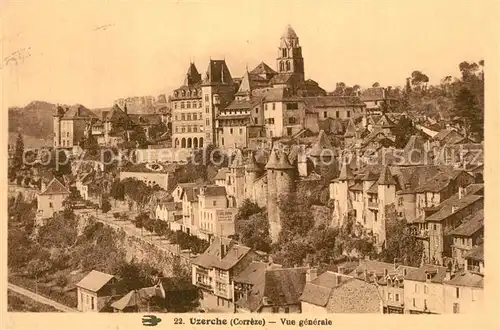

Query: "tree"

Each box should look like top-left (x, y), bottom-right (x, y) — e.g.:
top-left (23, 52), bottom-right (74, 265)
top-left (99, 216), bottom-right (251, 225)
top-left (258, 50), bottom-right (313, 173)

top-left (113, 261), bottom-right (162, 291)
top-left (453, 86), bottom-right (483, 140)
top-left (133, 213), bottom-right (148, 236)
top-left (110, 180), bottom-right (125, 206)
top-left (372, 82), bottom-right (380, 88)
top-left (101, 197), bottom-right (111, 214)
top-left (393, 115), bottom-right (417, 148)
top-left (278, 192), bottom-right (315, 240)
top-left (14, 132), bottom-right (24, 169)
top-left (239, 212), bottom-right (272, 253)
top-left (410, 70), bottom-right (429, 91)
top-left (235, 199), bottom-right (264, 222)
top-left (380, 205), bottom-right (423, 267)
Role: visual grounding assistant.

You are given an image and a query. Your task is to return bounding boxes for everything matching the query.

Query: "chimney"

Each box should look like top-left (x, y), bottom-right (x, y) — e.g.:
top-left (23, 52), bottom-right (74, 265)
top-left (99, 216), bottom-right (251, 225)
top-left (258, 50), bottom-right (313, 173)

top-left (41, 180), bottom-right (47, 192)
top-left (219, 244), bottom-right (226, 260)
top-left (394, 259), bottom-right (399, 270)
top-left (306, 267), bottom-right (317, 282)
top-left (335, 274), bottom-right (343, 286)
top-left (444, 268), bottom-right (452, 281)
top-left (458, 186), bottom-right (465, 199)
top-left (364, 269), bottom-right (369, 282)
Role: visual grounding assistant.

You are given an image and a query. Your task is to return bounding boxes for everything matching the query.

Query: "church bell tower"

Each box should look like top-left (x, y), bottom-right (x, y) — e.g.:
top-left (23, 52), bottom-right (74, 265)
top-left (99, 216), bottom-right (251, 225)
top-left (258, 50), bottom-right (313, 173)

top-left (276, 24), bottom-right (305, 80)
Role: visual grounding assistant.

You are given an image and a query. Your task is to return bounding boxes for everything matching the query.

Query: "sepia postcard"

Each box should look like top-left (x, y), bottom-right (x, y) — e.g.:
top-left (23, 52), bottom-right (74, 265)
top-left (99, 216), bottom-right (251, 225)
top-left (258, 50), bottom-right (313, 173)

top-left (1, 0), bottom-right (499, 329)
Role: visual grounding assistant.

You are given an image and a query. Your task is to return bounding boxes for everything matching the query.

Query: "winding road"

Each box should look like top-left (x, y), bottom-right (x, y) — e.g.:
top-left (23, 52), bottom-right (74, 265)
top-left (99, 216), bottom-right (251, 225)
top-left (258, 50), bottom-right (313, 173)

top-left (8, 283), bottom-right (79, 313)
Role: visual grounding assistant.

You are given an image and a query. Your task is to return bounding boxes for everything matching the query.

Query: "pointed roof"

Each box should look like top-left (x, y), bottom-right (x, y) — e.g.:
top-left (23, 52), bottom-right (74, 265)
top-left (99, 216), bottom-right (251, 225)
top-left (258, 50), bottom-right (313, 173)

top-left (275, 151), bottom-right (294, 170)
top-left (245, 152), bottom-right (261, 172)
top-left (104, 104), bottom-right (128, 122)
top-left (76, 270), bottom-right (115, 292)
top-left (265, 149), bottom-right (279, 169)
top-left (236, 71), bottom-right (254, 95)
top-left (310, 130), bottom-right (333, 157)
top-left (378, 166), bottom-right (397, 185)
top-left (376, 114), bottom-right (395, 128)
top-left (336, 162), bottom-right (354, 181)
top-left (39, 178), bottom-right (71, 195)
top-left (362, 170), bottom-right (379, 181)
top-left (344, 119), bottom-right (357, 137)
top-left (184, 62), bottom-right (201, 86)
top-left (202, 60), bottom-right (233, 85)
top-left (282, 24), bottom-right (298, 40)
top-left (62, 104), bottom-right (98, 120)
top-left (230, 149), bottom-right (245, 168)
top-left (250, 62), bottom-right (277, 76)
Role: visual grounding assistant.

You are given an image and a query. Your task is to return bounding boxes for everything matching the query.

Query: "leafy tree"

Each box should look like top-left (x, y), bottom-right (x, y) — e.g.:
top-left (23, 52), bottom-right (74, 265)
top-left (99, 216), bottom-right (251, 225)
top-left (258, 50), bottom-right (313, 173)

top-left (133, 213), bottom-right (148, 236)
top-left (14, 132), bottom-right (24, 169)
top-left (101, 197), bottom-right (112, 214)
top-left (380, 205), bottom-right (423, 267)
top-left (113, 261), bottom-right (162, 291)
top-left (235, 199), bottom-right (264, 222)
top-left (239, 212), bottom-right (272, 253)
top-left (372, 82), bottom-right (380, 88)
top-left (410, 70), bottom-right (429, 90)
top-left (278, 192), bottom-right (315, 240)
top-left (393, 115), bottom-right (418, 148)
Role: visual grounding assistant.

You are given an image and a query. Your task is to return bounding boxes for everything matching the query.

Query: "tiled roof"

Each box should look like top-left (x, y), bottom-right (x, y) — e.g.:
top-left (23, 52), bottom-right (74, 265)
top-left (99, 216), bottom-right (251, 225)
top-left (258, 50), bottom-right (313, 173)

top-left (413, 169), bottom-right (466, 193)
top-left (103, 104), bottom-right (128, 122)
top-left (275, 151), bottom-right (294, 170)
top-left (39, 178), bottom-right (70, 196)
top-left (349, 182), bottom-right (363, 191)
top-left (269, 73), bottom-right (296, 86)
top-left (367, 182), bottom-right (378, 194)
top-left (159, 202), bottom-right (182, 211)
top-left (62, 104), bottom-right (98, 120)
top-left (304, 96), bottom-right (365, 108)
top-left (404, 265), bottom-right (448, 283)
top-left (250, 62), bottom-right (276, 75)
top-left (245, 152), bottom-right (262, 172)
top-left (181, 186), bottom-right (200, 202)
top-left (309, 130), bottom-right (333, 157)
top-left (110, 286), bottom-right (160, 311)
top-left (325, 278), bottom-right (382, 313)
top-left (213, 244), bottom-right (252, 270)
top-left (128, 114), bottom-right (162, 126)
top-left (201, 185), bottom-right (227, 197)
top-left (445, 271), bottom-right (483, 288)
top-left (336, 162), bottom-right (354, 181)
top-left (464, 244), bottom-right (484, 261)
top-left (378, 166), bottom-right (397, 185)
top-left (265, 148), bottom-right (279, 169)
top-left (202, 60), bottom-right (233, 85)
top-left (225, 98), bottom-right (260, 110)
top-left (76, 270), bottom-right (115, 292)
top-left (213, 168), bottom-right (230, 181)
top-left (233, 262), bottom-right (270, 285)
top-left (433, 128), bottom-right (455, 141)
top-left (300, 271), bottom-right (351, 307)
top-left (426, 185), bottom-right (483, 222)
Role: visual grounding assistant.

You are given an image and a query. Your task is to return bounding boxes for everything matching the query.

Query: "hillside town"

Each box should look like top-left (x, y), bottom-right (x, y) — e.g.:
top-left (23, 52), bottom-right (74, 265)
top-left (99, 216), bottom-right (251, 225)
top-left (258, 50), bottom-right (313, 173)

top-left (7, 24), bottom-right (484, 314)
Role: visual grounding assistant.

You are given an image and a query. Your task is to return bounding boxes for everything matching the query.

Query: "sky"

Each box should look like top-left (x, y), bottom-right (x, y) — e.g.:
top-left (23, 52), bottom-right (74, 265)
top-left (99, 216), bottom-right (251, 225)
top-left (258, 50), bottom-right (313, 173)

top-left (1, 0), bottom-right (493, 109)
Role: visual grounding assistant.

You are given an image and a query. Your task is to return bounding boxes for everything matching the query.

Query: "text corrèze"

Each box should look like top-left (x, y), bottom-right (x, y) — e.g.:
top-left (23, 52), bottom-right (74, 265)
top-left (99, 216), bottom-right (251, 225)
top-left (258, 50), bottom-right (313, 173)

top-left (189, 317), bottom-right (333, 327)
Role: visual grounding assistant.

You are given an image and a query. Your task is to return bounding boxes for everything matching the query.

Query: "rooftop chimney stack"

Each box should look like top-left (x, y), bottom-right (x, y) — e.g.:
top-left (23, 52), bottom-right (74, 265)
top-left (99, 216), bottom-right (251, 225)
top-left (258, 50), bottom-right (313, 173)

top-left (306, 267), bottom-right (318, 282)
top-left (458, 186), bottom-right (465, 200)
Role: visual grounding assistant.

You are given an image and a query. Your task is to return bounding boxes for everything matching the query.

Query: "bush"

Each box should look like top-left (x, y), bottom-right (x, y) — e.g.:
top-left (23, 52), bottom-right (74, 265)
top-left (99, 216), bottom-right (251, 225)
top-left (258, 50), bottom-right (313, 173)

top-left (55, 274), bottom-right (68, 287)
top-left (113, 212), bottom-right (120, 218)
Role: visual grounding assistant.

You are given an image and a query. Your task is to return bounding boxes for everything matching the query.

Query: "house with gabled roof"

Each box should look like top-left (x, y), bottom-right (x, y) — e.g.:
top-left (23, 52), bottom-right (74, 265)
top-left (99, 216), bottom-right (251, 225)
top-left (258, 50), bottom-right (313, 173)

top-left (443, 269), bottom-right (483, 314)
top-left (191, 238), bottom-right (257, 312)
top-left (76, 270), bottom-right (122, 312)
top-left (448, 210), bottom-right (483, 269)
top-left (403, 264), bottom-right (448, 314)
top-left (36, 177), bottom-right (71, 220)
top-left (300, 270), bottom-right (353, 313)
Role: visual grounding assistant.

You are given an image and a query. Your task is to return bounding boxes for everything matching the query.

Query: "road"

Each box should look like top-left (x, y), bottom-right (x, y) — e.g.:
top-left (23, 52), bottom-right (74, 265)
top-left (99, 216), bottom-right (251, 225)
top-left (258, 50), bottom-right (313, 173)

top-left (8, 283), bottom-right (79, 313)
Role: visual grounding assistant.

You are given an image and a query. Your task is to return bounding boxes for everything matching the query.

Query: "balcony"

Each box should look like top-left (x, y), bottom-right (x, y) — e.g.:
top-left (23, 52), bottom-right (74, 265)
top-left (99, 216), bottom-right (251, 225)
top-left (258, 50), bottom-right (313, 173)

top-left (196, 281), bottom-right (213, 291)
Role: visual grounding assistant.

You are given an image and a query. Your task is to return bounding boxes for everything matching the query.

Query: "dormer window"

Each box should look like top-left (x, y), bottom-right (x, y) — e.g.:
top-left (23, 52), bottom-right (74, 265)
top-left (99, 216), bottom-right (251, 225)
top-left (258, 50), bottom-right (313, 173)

top-left (182, 90), bottom-right (186, 97)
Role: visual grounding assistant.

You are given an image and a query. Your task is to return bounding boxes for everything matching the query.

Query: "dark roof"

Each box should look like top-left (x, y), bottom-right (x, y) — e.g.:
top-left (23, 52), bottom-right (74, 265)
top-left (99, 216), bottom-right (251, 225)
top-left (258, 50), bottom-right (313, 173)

top-left (404, 265), bottom-right (448, 283)
top-left (445, 271), bottom-right (483, 288)
top-left (349, 182), bottom-right (363, 191)
top-left (250, 62), bottom-right (276, 75)
top-left (184, 63), bottom-right (202, 86)
top-left (433, 128), bottom-right (455, 141)
top-left (202, 60), bottom-right (233, 85)
top-left (304, 96), bottom-right (365, 108)
top-left (360, 87), bottom-right (385, 101)
top-left (413, 169), bottom-right (467, 193)
top-left (309, 130), bottom-right (333, 157)
top-left (213, 168), bottom-right (230, 181)
top-left (275, 151), bottom-right (294, 170)
top-left (62, 104), bottom-right (98, 120)
top-left (128, 114), bottom-right (162, 126)
top-left (226, 98), bottom-right (261, 110)
top-left (180, 186), bottom-right (200, 202)
top-left (336, 162), bottom-right (354, 181)
top-left (245, 152), bottom-right (262, 172)
top-left (201, 185), bottom-right (227, 197)
top-left (192, 239), bottom-right (251, 271)
top-left (39, 178), bottom-right (70, 195)
top-left (103, 104), bottom-right (128, 122)
top-left (213, 244), bottom-right (252, 270)
top-left (377, 166), bottom-right (397, 185)
top-left (269, 73), bottom-right (296, 86)
top-left (265, 148), bottom-right (279, 169)
top-left (233, 262), bottom-right (269, 285)
top-left (263, 268), bottom-right (307, 305)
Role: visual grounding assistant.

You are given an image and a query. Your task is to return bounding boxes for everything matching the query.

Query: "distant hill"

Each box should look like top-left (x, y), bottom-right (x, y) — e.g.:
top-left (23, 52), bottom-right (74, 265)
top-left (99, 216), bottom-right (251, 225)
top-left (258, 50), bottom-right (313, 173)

top-left (8, 132), bottom-right (52, 149)
top-left (8, 101), bottom-right (59, 140)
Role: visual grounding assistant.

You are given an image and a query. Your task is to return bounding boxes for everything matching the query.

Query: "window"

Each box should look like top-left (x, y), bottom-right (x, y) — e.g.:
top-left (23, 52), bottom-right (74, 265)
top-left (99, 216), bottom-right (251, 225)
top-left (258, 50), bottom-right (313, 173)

top-left (395, 293), bottom-right (400, 302)
top-left (213, 201), bottom-right (216, 206)
top-left (181, 114), bottom-right (185, 121)
top-left (424, 285), bottom-right (428, 294)
top-left (284, 307), bottom-right (290, 313)
top-left (272, 307), bottom-right (279, 313)
top-left (193, 126), bottom-right (198, 132)
top-left (221, 137), bottom-right (224, 146)
top-left (323, 111), bottom-right (327, 118)
top-left (187, 114), bottom-right (191, 120)
top-left (434, 224), bottom-right (437, 230)
top-left (336, 111), bottom-right (340, 118)
top-left (289, 117), bottom-right (296, 124)
top-left (456, 287), bottom-right (460, 298)
top-left (193, 113), bottom-right (197, 120)
top-left (49, 202), bottom-right (53, 208)
top-left (255, 108), bottom-right (259, 114)
top-left (230, 128), bottom-right (233, 134)
top-left (175, 115), bottom-right (178, 121)
top-left (269, 131), bottom-right (273, 137)
top-left (91, 296), bottom-right (95, 310)
top-left (187, 101), bottom-right (191, 109)
top-left (388, 293), bottom-right (393, 301)
top-left (205, 94), bottom-right (209, 102)
top-left (347, 111), bottom-right (351, 118)
top-left (205, 106), bottom-right (209, 113)
top-left (453, 303), bottom-right (460, 314)
top-left (181, 127), bottom-right (186, 133)
top-left (286, 103), bottom-right (298, 110)
top-left (239, 128), bottom-right (243, 135)
top-left (187, 126), bottom-right (192, 132)
top-left (265, 104), bottom-right (268, 110)
top-left (181, 102), bottom-right (185, 109)
top-left (174, 102), bottom-right (177, 109)
top-left (206, 119), bottom-right (209, 125)
top-left (272, 103), bottom-right (276, 110)
top-left (412, 298), bottom-right (416, 307)
top-left (175, 127), bottom-right (179, 133)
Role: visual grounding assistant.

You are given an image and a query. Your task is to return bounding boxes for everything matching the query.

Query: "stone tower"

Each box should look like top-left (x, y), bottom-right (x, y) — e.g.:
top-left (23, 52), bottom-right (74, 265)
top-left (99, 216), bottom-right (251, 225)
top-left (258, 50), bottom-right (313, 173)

top-left (276, 24), bottom-right (305, 81)
top-left (229, 149), bottom-right (246, 207)
top-left (265, 149), bottom-right (279, 242)
top-left (330, 161), bottom-right (354, 227)
top-left (244, 151), bottom-right (261, 202)
top-left (376, 166), bottom-right (397, 247)
top-left (271, 151), bottom-right (295, 242)
top-left (53, 105), bottom-right (65, 148)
